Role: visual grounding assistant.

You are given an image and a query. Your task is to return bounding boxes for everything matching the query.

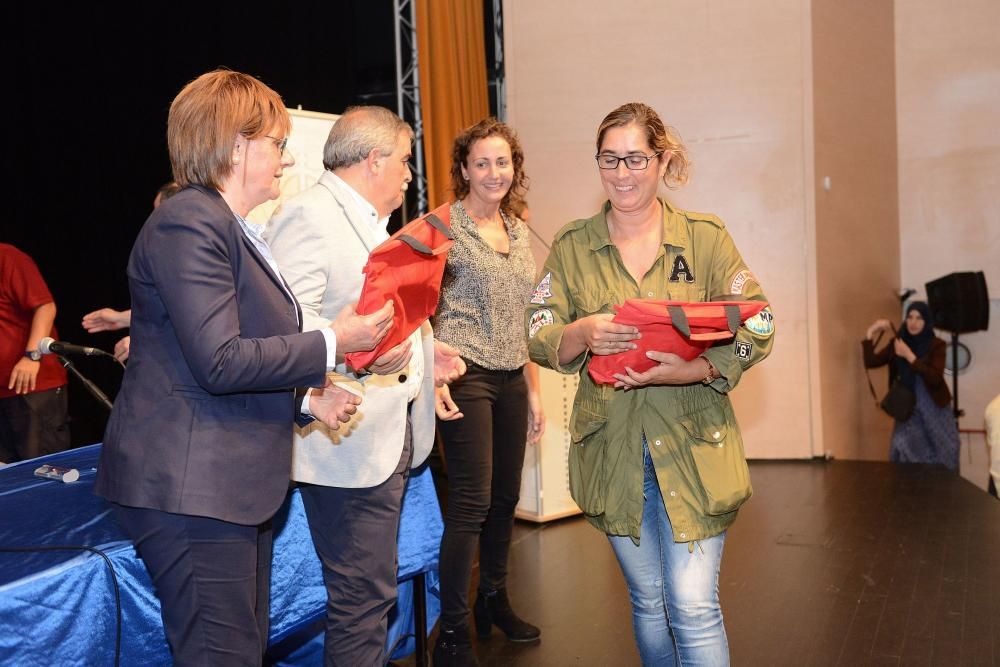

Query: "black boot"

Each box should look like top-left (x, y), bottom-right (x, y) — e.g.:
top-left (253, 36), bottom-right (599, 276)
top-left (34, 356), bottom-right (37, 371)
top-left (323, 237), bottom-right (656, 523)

top-left (432, 626), bottom-right (479, 667)
top-left (473, 588), bottom-right (541, 642)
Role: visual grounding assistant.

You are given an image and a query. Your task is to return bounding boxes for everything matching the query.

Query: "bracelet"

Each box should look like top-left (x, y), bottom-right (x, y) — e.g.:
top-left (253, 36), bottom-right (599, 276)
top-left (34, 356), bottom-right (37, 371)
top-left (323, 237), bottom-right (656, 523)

top-left (700, 357), bottom-right (716, 385)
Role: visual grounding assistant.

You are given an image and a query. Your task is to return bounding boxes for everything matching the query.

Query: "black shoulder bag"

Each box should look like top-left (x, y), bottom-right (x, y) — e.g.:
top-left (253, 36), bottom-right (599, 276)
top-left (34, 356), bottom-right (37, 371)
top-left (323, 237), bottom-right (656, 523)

top-left (863, 332), bottom-right (916, 422)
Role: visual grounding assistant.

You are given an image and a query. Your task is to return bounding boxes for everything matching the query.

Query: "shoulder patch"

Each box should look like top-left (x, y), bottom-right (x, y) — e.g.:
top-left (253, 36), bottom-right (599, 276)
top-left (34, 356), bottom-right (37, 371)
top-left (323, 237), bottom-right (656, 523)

top-left (528, 309), bottom-right (554, 338)
top-left (744, 307), bottom-right (774, 338)
top-left (729, 269), bottom-right (756, 295)
top-left (531, 272), bottom-right (553, 304)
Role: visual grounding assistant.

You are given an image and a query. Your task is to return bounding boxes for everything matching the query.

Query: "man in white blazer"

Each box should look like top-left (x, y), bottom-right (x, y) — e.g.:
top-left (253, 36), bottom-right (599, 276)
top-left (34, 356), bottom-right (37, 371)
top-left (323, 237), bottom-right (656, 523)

top-left (267, 106), bottom-right (462, 666)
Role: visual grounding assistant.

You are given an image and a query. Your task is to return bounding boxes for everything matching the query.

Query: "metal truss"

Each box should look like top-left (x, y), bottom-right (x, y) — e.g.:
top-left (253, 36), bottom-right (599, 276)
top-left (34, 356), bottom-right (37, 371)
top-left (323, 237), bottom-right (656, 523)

top-left (490, 0), bottom-right (506, 121)
top-left (394, 0), bottom-right (428, 218)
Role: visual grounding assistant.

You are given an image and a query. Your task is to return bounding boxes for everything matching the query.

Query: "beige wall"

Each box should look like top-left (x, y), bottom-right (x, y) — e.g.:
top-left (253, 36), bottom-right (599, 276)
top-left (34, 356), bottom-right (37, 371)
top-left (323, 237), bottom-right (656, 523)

top-left (896, 0), bottom-right (1000, 486)
top-left (503, 0), bottom-right (998, 466)
top-left (812, 0), bottom-right (899, 460)
top-left (504, 0), bottom-right (817, 458)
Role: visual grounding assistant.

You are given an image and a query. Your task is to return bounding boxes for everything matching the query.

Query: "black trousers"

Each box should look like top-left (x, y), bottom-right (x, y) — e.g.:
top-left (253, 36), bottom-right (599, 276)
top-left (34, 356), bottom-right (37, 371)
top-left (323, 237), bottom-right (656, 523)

top-left (0, 385), bottom-right (70, 463)
top-left (114, 504), bottom-right (273, 667)
top-left (436, 363), bottom-right (528, 630)
top-left (298, 420), bottom-right (413, 667)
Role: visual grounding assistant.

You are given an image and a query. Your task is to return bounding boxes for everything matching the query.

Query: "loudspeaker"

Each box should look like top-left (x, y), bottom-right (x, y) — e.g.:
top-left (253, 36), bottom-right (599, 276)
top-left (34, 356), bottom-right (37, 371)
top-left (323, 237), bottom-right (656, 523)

top-left (925, 271), bottom-right (989, 333)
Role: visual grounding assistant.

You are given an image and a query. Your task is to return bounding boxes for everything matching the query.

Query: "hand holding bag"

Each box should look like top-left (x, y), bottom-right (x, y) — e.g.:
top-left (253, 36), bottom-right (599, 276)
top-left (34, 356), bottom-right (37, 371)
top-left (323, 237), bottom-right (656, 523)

top-left (344, 202), bottom-right (453, 371)
top-left (587, 299), bottom-right (768, 385)
top-left (862, 332), bottom-right (915, 422)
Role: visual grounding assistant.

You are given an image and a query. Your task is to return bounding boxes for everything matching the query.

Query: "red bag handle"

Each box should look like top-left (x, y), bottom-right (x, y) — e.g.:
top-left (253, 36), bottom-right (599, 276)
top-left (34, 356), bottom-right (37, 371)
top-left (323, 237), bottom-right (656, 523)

top-left (396, 212), bottom-right (454, 256)
top-left (666, 304), bottom-right (742, 341)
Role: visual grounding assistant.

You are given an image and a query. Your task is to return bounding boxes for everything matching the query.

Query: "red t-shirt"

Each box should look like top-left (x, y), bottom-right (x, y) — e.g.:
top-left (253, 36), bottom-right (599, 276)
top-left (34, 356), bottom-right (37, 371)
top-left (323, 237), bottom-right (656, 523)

top-left (0, 244), bottom-right (68, 398)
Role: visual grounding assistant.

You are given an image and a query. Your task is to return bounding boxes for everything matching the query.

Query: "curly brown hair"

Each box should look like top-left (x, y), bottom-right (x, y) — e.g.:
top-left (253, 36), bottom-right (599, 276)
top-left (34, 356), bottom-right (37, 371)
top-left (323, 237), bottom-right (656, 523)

top-left (450, 118), bottom-right (529, 217)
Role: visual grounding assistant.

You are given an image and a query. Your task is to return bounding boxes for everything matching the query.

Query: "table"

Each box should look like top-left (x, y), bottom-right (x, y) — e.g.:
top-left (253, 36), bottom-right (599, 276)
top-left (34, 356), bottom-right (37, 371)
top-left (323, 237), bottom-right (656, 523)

top-left (0, 445), bottom-right (442, 666)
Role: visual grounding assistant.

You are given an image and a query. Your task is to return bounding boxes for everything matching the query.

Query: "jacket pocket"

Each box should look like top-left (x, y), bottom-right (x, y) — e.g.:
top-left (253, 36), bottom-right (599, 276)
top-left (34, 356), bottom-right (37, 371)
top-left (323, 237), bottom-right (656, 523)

top-left (667, 285), bottom-right (706, 302)
top-left (567, 403), bottom-right (608, 516)
top-left (570, 290), bottom-right (617, 317)
top-left (680, 401), bottom-right (751, 515)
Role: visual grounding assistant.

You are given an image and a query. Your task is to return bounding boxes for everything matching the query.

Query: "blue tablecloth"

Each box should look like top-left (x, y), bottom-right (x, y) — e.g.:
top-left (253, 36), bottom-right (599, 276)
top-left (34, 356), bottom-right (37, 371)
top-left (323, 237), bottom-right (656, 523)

top-left (0, 445), bottom-right (442, 666)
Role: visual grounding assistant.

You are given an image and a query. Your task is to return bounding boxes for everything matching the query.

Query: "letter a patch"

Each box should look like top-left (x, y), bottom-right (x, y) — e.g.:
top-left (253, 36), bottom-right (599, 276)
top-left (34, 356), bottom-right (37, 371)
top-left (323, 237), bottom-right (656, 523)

top-left (669, 255), bottom-right (695, 283)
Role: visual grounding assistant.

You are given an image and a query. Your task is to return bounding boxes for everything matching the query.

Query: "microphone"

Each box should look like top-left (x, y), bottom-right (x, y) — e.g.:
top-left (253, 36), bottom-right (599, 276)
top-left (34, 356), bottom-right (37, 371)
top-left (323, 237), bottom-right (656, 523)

top-left (39, 337), bottom-right (111, 358)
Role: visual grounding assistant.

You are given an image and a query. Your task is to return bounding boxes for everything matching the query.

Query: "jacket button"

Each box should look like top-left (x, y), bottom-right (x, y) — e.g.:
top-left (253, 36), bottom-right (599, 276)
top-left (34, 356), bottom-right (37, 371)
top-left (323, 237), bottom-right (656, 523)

top-left (398, 374), bottom-right (407, 383)
top-left (669, 491), bottom-right (677, 497)
top-left (654, 439), bottom-right (662, 446)
top-left (712, 431), bottom-right (721, 440)
top-left (679, 532), bottom-right (687, 539)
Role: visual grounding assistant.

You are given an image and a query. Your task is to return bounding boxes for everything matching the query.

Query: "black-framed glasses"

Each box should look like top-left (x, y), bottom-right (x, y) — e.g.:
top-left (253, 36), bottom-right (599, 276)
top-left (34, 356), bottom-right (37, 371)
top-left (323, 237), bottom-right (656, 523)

top-left (265, 135), bottom-right (289, 155)
top-left (595, 152), bottom-right (662, 170)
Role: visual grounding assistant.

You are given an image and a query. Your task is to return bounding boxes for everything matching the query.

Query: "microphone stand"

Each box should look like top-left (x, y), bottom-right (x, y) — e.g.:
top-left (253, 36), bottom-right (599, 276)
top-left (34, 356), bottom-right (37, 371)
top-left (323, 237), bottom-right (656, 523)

top-left (57, 354), bottom-right (114, 411)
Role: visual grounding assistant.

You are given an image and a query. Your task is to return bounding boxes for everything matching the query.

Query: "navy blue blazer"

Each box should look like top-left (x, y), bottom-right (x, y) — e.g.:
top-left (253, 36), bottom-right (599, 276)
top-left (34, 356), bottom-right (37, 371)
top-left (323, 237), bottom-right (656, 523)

top-left (95, 185), bottom-right (329, 525)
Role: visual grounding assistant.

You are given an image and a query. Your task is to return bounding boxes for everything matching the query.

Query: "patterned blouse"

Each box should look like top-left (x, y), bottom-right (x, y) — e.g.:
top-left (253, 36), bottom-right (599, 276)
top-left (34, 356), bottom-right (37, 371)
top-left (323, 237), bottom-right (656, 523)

top-left (432, 200), bottom-right (536, 371)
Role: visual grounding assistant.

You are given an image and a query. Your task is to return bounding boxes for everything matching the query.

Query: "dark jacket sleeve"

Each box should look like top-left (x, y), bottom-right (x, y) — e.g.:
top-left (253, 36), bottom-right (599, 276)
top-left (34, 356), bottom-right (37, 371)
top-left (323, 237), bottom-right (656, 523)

top-left (862, 337), bottom-right (894, 368)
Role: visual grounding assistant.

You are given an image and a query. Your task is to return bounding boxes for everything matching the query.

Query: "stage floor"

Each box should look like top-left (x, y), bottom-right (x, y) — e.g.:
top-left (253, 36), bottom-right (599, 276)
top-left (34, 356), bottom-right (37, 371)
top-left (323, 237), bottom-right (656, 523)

top-left (400, 459), bottom-right (1000, 666)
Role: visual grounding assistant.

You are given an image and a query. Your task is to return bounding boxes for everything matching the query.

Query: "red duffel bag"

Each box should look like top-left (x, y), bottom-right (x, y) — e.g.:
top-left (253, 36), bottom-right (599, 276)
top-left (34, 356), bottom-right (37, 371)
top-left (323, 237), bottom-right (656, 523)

top-left (345, 202), bottom-right (454, 371)
top-left (587, 299), bottom-right (768, 385)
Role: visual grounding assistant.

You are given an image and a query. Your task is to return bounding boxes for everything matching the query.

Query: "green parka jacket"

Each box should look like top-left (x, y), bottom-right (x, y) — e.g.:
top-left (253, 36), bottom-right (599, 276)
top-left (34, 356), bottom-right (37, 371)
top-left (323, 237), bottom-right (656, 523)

top-left (526, 199), bottom-right (774, 544)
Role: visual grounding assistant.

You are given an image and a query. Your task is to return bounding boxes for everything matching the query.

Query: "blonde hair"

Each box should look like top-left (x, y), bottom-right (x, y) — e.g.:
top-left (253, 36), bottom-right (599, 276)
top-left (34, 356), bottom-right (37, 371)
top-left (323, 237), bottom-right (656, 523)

top-left (596, 102), bottom-right (690, 189)
top-left (168, 69), bottom-right (290, 189)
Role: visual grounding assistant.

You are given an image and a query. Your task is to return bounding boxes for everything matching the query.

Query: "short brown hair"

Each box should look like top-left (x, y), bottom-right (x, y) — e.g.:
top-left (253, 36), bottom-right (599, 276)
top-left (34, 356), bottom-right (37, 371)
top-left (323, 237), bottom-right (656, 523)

top-left (168, 69), bottom-right (291, 189)
top-left (596, 102), bottom-right (690, 189)
top-left (450, 118), bottom-right (529, 217)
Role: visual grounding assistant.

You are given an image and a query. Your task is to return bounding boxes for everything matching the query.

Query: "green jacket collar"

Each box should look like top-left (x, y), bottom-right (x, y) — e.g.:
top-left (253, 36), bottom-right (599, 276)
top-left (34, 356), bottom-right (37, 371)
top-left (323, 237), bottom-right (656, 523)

top-left (588, 198), bottom-right (690, 252)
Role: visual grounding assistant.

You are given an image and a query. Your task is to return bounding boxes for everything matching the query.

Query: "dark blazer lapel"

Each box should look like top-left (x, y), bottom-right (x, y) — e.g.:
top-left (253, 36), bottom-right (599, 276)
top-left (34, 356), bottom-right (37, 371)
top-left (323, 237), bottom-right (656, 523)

top-left (188, 184), bottom-right (301, 325)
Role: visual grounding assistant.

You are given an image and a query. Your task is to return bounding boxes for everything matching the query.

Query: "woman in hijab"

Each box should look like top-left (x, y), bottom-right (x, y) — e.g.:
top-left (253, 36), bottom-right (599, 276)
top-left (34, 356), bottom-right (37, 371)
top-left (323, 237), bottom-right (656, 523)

top-left (864, 301), bottom-right (960, 469)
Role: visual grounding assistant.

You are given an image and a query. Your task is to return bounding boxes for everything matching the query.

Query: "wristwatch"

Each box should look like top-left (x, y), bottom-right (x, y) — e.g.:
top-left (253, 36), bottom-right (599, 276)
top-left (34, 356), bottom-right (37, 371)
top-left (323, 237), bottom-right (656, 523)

top-left (700, 357), bottom-right (717, 385)
top-left (24, 350), bottom-right (42, 362)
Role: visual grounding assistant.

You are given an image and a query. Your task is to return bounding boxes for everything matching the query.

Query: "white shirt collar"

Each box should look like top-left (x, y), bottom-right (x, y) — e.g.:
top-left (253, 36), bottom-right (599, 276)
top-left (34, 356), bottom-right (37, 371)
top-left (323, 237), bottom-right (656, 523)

top-left (328, 172), bottom-right (390, 240)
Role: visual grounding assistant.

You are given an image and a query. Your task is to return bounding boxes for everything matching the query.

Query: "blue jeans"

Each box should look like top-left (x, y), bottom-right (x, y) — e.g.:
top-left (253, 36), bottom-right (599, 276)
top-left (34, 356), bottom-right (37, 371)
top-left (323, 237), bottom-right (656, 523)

top-left (608, 445), bottom-right (729, 666)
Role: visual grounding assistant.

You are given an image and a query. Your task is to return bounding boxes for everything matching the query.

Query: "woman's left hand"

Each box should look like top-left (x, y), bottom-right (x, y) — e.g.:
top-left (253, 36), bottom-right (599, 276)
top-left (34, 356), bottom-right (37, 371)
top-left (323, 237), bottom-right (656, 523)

top-left (526, 391), bottom-right (545, 445)
top-left (433, 340), bottom-right (467, 386)
top-left (612, 351), bottom-right (705, 389)
top-left (893, 338), bottom-right (917, 363)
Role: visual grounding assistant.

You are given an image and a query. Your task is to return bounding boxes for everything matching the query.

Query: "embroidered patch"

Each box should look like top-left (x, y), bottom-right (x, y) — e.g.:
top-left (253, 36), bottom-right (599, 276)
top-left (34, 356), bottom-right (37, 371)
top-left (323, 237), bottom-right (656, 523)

top-left (669, 255), bottom-right (695, 283)
top-left (729, 269), bottom-right (756, 295)
top-left (528, 309), bottom-right (554, 338)
top-left (530, 272), bottom-right (553, 305)
top-left (734, 340), bottom-right (753, 360)
top-left (744, 307), bottom-right (774, 338)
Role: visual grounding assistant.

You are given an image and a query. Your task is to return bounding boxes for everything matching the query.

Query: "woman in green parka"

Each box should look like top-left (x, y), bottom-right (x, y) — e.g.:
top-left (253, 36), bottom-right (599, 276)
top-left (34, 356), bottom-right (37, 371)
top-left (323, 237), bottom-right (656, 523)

top-left (526, 102), bottom-right (773, 666)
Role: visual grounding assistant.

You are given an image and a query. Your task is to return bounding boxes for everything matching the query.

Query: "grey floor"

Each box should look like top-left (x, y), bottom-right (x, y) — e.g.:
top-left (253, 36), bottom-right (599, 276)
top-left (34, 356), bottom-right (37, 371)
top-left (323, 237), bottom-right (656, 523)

top-left (403, 459), bottom-right (1000, 666)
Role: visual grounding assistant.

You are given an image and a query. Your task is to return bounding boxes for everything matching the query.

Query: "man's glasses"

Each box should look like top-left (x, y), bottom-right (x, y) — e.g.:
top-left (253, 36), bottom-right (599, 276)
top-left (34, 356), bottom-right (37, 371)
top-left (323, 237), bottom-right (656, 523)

top-left (265, 135), bottom-right (289, 155)
top-left (595, 152), bottom-right (662, 170)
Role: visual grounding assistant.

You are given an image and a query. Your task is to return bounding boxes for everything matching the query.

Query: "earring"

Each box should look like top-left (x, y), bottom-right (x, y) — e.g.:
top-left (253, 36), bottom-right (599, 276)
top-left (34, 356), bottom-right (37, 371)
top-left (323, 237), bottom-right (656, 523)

top-left (233, 157), bottom-right (240, 165)
top-left (463, 175), bottom-right (469, 181)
